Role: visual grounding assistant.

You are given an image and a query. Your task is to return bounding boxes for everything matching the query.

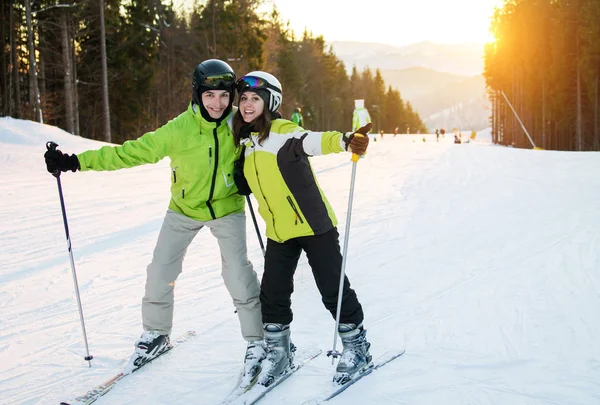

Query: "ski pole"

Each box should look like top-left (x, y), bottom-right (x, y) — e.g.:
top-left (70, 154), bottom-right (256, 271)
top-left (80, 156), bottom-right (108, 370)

top-left (46, 141), bottom-right (93, 367)
top-left (327, 140), bottom-right (363, 363)
top-left (246, 195), bottom-right (265, 257)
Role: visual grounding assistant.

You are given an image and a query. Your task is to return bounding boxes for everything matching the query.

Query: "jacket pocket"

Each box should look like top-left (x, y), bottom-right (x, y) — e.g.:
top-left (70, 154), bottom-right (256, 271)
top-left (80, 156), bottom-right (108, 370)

top-left (286, 196), bottom-right (304, 225)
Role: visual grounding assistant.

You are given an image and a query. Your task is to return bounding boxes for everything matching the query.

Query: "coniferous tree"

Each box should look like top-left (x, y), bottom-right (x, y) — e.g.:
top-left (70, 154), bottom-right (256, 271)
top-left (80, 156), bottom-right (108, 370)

top-left (153, 3), bottom-right (193, 126)
top-left (25, 0), bottom-right (43, 122)
top-left (10, 0), bottom-right (23, 118)
top-left (371, 69), bottom-right (386, 132)
top-left (485, 0), bottom-right (600, 151)
top-left (1, 1), bottom-right (8, 116)
top-left (1, 0), bottom-right (426, 142)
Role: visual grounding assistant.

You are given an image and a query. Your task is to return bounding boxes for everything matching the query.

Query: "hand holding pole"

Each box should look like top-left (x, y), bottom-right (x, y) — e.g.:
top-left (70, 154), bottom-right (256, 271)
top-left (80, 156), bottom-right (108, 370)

top-left (327, 123), bottom-right (370, 363)
top-left (46, 141), bottom-right (93, 366)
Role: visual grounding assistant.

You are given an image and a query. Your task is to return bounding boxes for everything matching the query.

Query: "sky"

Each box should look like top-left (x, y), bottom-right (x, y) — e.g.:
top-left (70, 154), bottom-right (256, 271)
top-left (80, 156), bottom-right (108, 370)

top-left (266, 0), bottom-right (504, 47)
top-left (171, 0), bottom-right (505, 48)
top-left (1, 117), bottom-right (600, 404)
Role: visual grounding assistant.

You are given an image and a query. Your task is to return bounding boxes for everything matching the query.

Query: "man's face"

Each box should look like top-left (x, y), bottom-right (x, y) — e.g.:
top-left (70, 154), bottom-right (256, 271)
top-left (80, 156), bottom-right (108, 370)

top-left (201, 90), bottom-right (230, 119)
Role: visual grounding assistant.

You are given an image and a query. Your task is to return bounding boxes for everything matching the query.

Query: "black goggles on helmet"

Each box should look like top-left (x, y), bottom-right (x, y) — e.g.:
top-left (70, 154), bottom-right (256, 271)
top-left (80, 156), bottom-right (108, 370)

top-left (199, 72), bottom-right (236, 89)
top-left (236, 76), bottom-right (279, 93)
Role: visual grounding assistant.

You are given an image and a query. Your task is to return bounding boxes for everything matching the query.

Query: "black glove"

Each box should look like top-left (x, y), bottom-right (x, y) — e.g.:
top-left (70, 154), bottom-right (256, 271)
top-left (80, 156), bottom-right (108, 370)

top-left (44, 148), bottom-right (80, 174)
top-left (233, 159), bottom-right (252, 196)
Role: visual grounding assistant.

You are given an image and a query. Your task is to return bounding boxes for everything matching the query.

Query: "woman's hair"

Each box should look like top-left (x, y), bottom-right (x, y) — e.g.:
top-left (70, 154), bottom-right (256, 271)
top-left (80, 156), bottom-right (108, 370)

top-left (233, 100), bottom-right (273, 146)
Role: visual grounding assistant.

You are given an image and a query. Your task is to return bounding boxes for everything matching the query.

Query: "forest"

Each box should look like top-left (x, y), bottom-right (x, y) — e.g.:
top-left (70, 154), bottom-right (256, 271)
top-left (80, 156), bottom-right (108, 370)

top-left (0, 0), bottom-right (427, 144)
top-left (485, 0), bottom-right (600, 150)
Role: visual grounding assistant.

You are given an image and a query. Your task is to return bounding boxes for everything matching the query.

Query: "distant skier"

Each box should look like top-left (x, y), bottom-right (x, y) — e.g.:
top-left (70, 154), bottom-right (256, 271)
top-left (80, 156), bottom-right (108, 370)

top-left (290, 107), bottom-right (304, 127)
top-left (352, 99), bottom-right (372, 131)
top-left (436, 129), bottom-right (440, 142)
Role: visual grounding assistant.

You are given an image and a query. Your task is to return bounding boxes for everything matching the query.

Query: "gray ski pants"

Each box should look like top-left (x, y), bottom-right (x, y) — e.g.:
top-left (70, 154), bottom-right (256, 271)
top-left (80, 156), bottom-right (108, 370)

top-left (142, 209), bottom-right (263, 341)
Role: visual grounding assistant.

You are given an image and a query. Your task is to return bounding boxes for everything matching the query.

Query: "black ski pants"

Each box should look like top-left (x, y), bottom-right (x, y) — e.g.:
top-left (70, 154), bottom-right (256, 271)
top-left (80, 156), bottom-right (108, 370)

top-left (260, 227), bottom-right (364, 327)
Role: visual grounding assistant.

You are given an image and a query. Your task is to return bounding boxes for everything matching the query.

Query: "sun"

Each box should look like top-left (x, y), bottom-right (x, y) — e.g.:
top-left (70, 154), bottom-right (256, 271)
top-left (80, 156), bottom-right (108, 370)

top-left (415, 0), bottom-right (502, 45)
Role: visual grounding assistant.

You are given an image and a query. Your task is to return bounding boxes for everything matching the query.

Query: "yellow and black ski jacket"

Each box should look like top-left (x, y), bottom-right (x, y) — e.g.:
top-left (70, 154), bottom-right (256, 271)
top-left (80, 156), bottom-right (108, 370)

top-left (242, 119), bottom-right (349, 242)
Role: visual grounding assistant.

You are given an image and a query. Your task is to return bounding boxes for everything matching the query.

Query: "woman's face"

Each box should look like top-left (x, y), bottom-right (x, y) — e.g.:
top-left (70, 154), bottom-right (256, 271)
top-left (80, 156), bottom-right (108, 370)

top-left (201, 90), bottom-right (230, 119)
top-left (239, 91), bottom-right (265, 123)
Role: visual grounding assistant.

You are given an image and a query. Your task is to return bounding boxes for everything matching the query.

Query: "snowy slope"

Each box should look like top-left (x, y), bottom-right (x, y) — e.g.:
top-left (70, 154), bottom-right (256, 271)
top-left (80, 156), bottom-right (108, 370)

top-left (1, 117), bottom-right (599, 405)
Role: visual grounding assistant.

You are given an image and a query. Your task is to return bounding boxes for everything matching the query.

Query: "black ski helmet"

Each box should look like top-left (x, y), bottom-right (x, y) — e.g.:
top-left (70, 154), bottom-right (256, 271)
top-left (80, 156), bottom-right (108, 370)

top-left (191, 59), bottom-right (236, 121)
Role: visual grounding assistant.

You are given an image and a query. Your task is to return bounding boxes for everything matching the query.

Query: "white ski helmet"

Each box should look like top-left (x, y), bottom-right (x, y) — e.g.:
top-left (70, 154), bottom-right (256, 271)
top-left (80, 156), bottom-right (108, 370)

top-left (237, 71), bottom-right (283, 113)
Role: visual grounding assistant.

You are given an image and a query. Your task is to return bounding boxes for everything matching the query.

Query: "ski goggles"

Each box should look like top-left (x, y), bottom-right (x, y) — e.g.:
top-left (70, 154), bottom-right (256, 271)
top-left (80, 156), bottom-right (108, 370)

top-left (200, 72), bottom-right (236, 89)
top-left (236, 76), bottom-right (279, 93)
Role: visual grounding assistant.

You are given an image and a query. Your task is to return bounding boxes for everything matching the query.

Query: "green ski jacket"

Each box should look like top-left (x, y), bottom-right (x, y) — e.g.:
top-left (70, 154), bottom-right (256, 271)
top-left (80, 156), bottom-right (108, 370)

top-left (77, 103), bottom-right (244, 221)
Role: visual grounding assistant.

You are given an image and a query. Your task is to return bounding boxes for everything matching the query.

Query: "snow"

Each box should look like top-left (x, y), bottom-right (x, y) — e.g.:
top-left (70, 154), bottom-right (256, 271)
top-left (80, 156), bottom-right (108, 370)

top-left (1, 117), bottom-right (599, 405)
top-left (475, 127), bottom-right (493, 143)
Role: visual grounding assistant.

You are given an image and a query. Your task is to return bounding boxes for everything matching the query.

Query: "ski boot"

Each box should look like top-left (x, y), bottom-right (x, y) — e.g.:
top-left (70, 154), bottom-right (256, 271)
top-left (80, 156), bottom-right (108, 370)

top-left (333, 323), bottom-right (372, 385)
top-left (240, 340), bottom-right (267, 389)
top-left (258, 323), bottom-right (295, 387)
top-left (124, 330), bottom-right (171, 373)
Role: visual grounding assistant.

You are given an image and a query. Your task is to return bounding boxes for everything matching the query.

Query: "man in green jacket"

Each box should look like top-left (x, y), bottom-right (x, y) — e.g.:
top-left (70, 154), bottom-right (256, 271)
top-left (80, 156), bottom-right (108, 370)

top-left (44, 59), bottom-right (265, 383)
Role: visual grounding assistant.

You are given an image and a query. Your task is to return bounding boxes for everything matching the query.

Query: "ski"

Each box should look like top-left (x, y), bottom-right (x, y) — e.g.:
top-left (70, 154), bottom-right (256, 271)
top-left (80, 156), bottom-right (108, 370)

top-left (303, 349), bottom-right (405, 404)
top-left (220, 370), bottom-right (258, 404)
top-left (60, 330), bottom-right (196, 405)
top-left (226, 347), bottom-right (322, 405)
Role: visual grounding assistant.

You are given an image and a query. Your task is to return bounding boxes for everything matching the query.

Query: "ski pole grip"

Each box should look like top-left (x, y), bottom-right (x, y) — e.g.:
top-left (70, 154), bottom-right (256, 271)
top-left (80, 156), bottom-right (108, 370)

top-left (46, 141), bottom-right (61, 178)
top-left (46, 141), bottom-right (58, 151)
top-left (351, 134), bottom-right (364, 163)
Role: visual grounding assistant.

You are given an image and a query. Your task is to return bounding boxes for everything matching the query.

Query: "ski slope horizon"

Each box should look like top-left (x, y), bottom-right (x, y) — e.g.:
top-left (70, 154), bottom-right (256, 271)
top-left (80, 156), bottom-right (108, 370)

top-left (1, 117), bottom-right (599, 404)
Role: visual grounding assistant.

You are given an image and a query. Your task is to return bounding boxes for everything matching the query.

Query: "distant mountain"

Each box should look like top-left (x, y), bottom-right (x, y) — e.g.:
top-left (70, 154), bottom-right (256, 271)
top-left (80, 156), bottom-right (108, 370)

top-left (411, 73), bottom-right (490, 131)
top-left (379, 67), bottom-right (467, 100)
top-left (330, 40), bottom-right (485, 76)
top-left (378, 67), bottom-right (490, 130)
top-left (329, 41), bottom-right (490, 131)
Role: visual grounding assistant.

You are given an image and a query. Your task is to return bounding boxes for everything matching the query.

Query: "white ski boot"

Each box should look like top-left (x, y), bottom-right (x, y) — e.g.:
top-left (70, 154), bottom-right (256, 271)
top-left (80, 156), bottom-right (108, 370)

top-left (240, 340), bottom-right (267, 389)
top-left (124, 330), bottom-right (170, 373)
top-left (258, 323), bottom-right (295, 387)
top-left (333, 323), bottom-right (372, 384)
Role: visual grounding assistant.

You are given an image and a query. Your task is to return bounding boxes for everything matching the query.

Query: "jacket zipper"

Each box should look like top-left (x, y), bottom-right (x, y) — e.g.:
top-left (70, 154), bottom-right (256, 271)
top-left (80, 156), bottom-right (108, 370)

top-left (172, 166), bottom-right (178, 183)
top-left (206, 126), bottom-right (219, 220)
top-left (286, 196), bottom-right (304, 225)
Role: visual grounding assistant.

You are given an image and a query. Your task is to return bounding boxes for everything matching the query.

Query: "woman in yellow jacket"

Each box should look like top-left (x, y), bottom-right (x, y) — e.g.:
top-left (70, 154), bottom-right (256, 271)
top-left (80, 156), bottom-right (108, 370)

top-left (232, 71), bottom-right (372, 386)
